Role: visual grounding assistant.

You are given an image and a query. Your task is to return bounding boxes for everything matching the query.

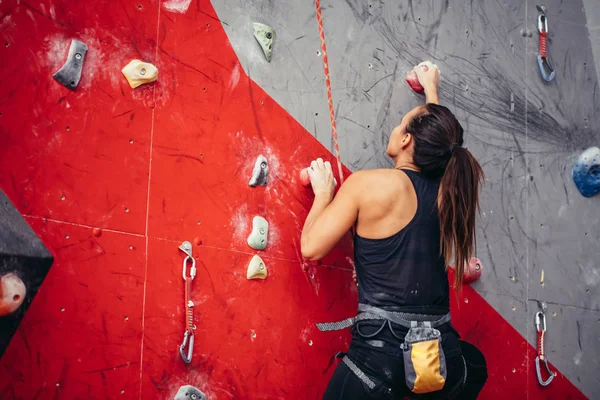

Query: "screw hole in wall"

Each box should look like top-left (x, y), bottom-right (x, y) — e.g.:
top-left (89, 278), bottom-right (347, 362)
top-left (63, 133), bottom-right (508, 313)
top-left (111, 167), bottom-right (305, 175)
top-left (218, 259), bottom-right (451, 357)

top-left (66, 126), bottom-right (70, 131)
top-left (137, 4), bottom-right (142, 9)
top-left (13, 294), bottom-right (20, 301)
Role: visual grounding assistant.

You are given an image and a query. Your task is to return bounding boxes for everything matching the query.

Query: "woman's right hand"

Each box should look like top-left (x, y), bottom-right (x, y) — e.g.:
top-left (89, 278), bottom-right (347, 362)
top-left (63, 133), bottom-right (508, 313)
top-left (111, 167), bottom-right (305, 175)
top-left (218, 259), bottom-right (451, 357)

top-left (414, 61), bottom-right (440, 93)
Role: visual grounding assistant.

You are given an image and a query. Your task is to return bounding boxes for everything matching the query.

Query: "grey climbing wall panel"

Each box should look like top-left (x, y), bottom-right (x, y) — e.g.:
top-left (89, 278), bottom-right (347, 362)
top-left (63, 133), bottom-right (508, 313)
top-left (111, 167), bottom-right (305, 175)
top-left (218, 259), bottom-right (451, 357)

top-left (213, 0), bottom-right (600, 397)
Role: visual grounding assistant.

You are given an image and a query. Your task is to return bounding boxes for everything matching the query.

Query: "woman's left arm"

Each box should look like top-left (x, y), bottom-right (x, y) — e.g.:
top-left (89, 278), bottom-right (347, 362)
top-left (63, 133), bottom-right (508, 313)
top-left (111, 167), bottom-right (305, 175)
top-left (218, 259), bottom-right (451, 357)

top-left (301, 159), bottom-right (361, 260)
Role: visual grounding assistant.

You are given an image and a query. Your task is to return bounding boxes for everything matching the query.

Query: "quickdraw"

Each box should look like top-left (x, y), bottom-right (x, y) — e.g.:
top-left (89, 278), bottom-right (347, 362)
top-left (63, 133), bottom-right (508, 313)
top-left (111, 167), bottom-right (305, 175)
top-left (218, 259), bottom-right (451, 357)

top-left (535, 301), bottom-right (556, 386)
top-left (536, 5), bottom-right (555, 82)
top-left (179, 241), bottom-right (196, 364)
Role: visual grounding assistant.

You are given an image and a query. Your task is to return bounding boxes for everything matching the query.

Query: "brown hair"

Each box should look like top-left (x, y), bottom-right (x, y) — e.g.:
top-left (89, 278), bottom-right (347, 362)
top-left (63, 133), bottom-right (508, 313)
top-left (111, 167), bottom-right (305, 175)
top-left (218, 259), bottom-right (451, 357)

top-left (406, 104), bottom-right (484, 290)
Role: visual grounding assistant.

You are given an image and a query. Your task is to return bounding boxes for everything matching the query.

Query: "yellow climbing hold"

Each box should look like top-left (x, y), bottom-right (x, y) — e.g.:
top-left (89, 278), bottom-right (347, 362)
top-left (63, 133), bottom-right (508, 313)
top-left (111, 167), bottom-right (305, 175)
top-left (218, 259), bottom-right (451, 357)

top-left (121, 59), bottom-right (158, 88)
top-left (247, 255), bottom-right (267, 280)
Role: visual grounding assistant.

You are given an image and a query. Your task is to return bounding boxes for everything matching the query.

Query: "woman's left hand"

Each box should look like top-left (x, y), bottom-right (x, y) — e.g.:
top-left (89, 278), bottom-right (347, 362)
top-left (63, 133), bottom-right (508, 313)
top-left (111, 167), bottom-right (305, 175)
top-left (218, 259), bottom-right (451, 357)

top-left (307, 158), bottom-right (337, 200)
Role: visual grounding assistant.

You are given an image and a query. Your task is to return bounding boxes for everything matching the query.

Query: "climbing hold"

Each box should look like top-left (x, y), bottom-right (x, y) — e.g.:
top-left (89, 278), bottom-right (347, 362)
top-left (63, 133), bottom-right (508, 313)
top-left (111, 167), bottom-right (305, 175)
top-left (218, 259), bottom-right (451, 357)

top-left (121, 59), bottom-right (158, 88)
top-left (174, 385), bottom-right (206, 400)
top-left (253, 22), bottom-right (275, 62)
top-left (406, 70), bottom-right (424, 94)
top-left (248, 155), bottom-right (269, 187)
top-left (462, 257), bottom-right (482, 284)
top-left (247, 216), bottom-right (268, 250)
top-left (53, 39), bottom-right (88, 90)
top-left (573, 146), bottom-right (600, 198)
top-left (92, 227), bottom-right (102, 237)
top-left (0, 273), bottom-right (26, 316)
top-left (247, 254), bottom-right (267, 280)
top-left (300, 168), bottom-right (310, 187)
top-left (406, 63), bottom-right (432, 94)
top-left (299, 167), bottom-right (337, 187)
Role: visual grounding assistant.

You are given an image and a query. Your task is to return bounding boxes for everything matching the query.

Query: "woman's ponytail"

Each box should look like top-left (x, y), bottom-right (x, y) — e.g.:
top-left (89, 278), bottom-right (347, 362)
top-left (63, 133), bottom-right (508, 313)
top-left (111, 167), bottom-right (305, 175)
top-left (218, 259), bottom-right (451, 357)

top-left (408, 103), bottom-right (484, 291)
top-left (439, 147), bottom-right (484, 290)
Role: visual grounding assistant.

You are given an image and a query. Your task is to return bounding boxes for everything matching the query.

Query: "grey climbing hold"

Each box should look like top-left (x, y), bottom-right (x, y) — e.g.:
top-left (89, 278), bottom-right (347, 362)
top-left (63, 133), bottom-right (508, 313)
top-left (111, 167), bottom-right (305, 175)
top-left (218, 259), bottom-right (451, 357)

top-left (247, 216), bottom-right (268, 250)
top-left (174, 385), bottom-right (206, 400)
top-left (249, 155), bottom-right (269, 187)
top-left (53, 39), bottom-right (88, 90)
top-left (573, 146), bottom-right (600, 198)
top-left (253, 22), bottom-right (275, 62)
top-left (247, 254), bottom-right (267, 280)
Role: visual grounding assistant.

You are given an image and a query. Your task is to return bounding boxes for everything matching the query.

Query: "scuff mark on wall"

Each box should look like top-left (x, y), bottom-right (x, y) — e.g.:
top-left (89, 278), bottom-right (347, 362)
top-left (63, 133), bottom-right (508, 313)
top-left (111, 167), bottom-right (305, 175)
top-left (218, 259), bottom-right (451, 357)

top-left (163, 0), bottom-right (193, 14)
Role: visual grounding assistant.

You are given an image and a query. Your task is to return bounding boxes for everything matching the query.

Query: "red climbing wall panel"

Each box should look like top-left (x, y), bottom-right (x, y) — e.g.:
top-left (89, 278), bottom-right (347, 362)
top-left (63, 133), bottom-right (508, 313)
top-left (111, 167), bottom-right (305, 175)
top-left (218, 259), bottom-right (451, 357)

top-left (0, 0), bottom-right (588, 399)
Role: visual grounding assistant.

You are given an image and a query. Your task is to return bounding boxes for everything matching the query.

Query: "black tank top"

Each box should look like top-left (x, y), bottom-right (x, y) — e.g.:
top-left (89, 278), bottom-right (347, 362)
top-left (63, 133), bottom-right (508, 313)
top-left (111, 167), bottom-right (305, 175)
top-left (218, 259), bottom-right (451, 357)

top-left (353, 169), bottom-right (450, 314)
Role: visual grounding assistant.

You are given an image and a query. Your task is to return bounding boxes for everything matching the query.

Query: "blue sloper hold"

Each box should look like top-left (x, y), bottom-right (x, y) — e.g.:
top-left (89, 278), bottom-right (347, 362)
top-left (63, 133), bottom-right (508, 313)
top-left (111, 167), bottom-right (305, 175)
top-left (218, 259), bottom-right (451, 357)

top-left (572, 146), bottom-right (600, 198)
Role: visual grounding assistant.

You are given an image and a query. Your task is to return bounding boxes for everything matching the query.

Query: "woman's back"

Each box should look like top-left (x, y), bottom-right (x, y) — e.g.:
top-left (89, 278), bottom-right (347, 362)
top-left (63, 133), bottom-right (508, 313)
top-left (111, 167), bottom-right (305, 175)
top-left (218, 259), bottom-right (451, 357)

top-left (354, 169), bottom-right (449, 314)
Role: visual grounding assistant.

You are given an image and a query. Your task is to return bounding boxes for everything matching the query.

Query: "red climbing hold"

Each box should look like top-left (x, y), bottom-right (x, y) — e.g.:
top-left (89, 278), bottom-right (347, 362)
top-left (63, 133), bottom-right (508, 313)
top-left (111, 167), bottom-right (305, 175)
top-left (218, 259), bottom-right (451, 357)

top-left (463, 257), bottom-right (482, 284)
top-left (406, 70), bottom-right (424, 93)
top-left (300, 168), bottom-right (311, 187)
top-left (92, 227), bottom-right (102, 237)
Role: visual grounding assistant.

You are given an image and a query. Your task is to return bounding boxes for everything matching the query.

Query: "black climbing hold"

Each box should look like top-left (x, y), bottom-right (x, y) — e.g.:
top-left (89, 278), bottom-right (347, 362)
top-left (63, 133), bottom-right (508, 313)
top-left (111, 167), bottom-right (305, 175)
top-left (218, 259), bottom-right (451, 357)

top-left (0, 190), bottom-right (54, 358)
top-left (53, 39), bottom-right (88, 90)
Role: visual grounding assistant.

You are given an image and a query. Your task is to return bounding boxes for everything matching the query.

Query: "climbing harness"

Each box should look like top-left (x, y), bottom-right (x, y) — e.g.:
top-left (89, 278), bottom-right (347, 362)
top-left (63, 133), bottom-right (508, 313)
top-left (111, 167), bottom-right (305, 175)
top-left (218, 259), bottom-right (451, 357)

top-left (179, 241), bottom-right (197, 364)
top-left (317, 304), bottom-right (451, 394)
top-left (535, 301), bottom-right (556, 386)
top-left (536, 5), bottom-right (556, 82)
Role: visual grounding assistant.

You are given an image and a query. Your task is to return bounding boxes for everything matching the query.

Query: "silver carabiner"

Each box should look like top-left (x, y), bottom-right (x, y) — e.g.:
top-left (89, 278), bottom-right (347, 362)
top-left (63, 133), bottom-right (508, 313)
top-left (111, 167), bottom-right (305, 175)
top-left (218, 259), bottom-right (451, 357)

top-left (537, 14), bottom-right (548, 34)
top-left (535, 356), bottom-right (556, 386)
top-left (179, 330), bottom-right (194, 364)
top-left (535, 311), bottom-right (546, 332)
top-left (179, 241), bottom-right (196, 280)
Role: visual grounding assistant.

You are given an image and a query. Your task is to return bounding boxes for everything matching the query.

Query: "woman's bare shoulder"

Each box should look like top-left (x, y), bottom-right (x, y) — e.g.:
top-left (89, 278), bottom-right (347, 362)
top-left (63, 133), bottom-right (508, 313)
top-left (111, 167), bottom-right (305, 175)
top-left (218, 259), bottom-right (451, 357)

top-left (346, 168), bottom-right (412, 194)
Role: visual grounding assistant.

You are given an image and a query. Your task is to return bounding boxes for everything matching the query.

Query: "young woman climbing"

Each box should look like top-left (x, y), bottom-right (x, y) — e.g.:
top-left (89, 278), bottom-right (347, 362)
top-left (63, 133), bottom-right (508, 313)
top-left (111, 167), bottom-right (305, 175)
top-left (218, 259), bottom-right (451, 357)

top-left (301, 61), bottom-right (488, 399)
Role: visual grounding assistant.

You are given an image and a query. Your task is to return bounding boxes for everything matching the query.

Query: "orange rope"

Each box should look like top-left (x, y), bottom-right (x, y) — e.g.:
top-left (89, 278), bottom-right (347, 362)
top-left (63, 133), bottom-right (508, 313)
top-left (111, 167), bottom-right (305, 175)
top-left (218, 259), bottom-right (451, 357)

top-left (315, 0), bottom-right (344, 184)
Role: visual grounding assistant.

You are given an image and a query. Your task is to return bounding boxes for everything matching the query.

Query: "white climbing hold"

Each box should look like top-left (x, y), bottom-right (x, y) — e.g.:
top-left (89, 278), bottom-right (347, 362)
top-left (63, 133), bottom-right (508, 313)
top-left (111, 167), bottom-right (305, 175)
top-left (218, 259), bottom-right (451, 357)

top-left (253, 22), bottom-right (275, 62)
top-left (247, 216), bottom-right (268, 250)
top-left (247, 255), bottom-right (267, 280)
top-left (0, 273), bottom-right (26, 316)
top-left (121, 59), bottom-right (158, 89)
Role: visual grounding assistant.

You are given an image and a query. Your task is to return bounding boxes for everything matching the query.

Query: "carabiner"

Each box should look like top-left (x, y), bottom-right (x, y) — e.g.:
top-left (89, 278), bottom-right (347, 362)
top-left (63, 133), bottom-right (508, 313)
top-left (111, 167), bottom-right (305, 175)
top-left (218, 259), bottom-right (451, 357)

top-left (537, 55), bottom-right (555, 82)
top-left (535, 356), bottom-right (556, 386)
top-left (535, 311), bottom-right (546, 332)
top-left (536, 7), bottom-right (555, 82)
top-left (179, 329), bottom-right (194, 364)
top-left (537, 14), bottom-right (548, 34)
top-left (179, 241), bottom-right (196, 280)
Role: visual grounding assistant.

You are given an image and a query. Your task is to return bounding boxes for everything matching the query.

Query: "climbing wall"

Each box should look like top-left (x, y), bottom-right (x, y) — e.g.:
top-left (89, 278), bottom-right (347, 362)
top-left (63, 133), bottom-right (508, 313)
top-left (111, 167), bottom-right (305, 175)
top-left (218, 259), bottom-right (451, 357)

top-left (0, 0), bottom-right (597, 400)
top-left (214, 0), bottom-right (600, 397)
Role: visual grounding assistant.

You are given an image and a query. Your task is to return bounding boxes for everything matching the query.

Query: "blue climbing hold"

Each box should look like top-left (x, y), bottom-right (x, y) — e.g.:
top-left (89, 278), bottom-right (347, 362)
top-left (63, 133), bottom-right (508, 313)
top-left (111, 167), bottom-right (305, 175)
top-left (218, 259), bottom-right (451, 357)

top-left (572, 146), bottom-right (600, 198)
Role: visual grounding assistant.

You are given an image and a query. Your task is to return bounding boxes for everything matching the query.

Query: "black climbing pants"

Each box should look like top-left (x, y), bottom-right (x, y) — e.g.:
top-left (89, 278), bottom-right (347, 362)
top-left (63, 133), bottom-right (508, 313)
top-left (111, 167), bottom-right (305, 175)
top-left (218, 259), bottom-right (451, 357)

top-left (323, 322), bottom-right (488, 400)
